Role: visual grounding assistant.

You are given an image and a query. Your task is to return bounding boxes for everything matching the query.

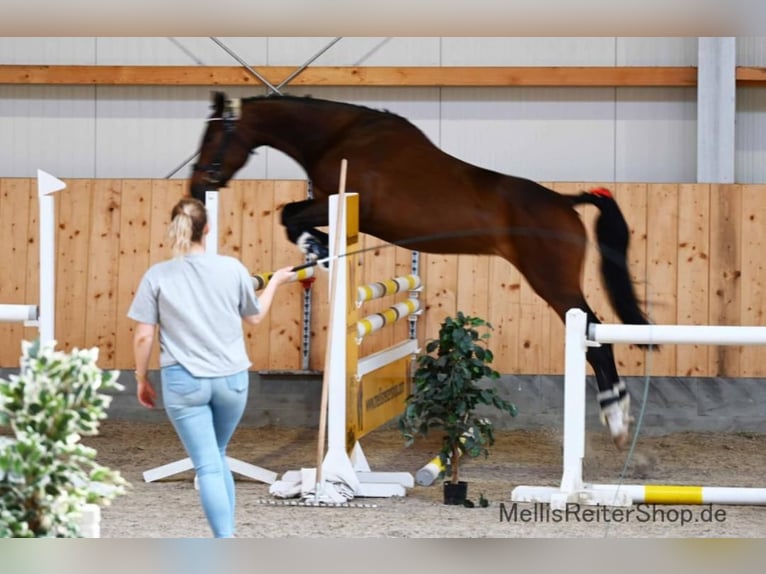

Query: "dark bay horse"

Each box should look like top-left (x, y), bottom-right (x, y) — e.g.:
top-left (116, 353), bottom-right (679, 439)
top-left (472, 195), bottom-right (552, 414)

top-left (189, 91), bottom-right (650, 449)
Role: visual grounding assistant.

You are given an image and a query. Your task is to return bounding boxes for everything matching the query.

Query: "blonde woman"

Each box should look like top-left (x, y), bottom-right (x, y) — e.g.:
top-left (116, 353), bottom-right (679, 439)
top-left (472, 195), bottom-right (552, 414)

top-left (128, 197), bottom-right (294, 538)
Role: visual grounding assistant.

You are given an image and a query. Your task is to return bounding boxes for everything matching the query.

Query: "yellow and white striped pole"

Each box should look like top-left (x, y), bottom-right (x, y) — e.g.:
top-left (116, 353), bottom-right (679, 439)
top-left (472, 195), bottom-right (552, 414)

top-left (415, 455), bottom-right (445, 487)
top-left (356, 298), bottom-right (420, 339)
top-left (357, 275), bottom-right (421, 304)
top-left (415, 429), bottom-right (476, 486)
top-left (591, 484), bottom-right (766, 505)
top-left (253, 266), bottom-right (315, 291)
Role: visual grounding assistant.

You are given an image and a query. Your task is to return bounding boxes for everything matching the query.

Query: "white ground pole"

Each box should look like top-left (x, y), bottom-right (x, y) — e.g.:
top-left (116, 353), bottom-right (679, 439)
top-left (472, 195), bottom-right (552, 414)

top-left (1, 171), bottom-right (63, 336)
top-left (511, 308), bottom-right (766, 509)
top-left (142, 191), bottom-right (277, 485)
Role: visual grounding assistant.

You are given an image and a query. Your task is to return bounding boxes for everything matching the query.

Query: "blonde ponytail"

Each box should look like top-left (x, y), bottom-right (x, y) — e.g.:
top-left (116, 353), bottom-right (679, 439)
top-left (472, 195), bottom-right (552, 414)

top-left (168, 198), bottom-right (207, 257)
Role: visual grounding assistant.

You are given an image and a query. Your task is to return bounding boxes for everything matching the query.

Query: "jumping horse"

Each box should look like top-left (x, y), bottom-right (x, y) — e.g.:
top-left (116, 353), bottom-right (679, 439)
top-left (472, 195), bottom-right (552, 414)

top-left (189, 91), bottom-right (650, 449)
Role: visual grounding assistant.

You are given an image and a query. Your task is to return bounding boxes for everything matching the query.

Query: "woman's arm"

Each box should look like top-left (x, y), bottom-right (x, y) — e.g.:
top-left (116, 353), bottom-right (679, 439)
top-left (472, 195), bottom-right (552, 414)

top-left (243, 266), bottom-right (296, 326)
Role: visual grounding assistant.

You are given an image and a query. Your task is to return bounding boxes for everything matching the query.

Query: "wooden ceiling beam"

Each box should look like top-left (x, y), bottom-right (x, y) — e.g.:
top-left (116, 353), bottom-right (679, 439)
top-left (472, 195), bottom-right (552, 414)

top-left (3, 65), bottom-right (764, 88)
top-left (0, 65), bottom-right (706, 87)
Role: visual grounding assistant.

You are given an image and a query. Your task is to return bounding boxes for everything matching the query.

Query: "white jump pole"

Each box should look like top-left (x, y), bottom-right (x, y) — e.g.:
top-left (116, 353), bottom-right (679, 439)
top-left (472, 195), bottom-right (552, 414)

top-left (143, 190), bottom-right (277, 486)
top-left (511, 308), bottom-right (766, 509)
top-left (590, 323), bottom-right (766, 346)
top-left (0, 305), bottom-right (38, 323)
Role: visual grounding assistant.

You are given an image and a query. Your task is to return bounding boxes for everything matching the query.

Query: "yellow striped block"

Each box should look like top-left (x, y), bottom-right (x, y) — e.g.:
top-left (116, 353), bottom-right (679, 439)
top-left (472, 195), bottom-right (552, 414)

top-left (643, 485), bottom-right (704, 504)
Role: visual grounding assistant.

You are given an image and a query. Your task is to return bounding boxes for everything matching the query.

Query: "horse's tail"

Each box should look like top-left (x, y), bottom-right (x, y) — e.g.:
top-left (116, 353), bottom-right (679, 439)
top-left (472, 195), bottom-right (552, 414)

top-left (569, 187), bottom-right (649, 327)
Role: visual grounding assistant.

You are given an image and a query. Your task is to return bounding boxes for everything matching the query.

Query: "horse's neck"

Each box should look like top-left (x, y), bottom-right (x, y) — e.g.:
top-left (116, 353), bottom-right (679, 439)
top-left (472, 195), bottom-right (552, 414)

top-left (246, 101), bottom-right (358, 170)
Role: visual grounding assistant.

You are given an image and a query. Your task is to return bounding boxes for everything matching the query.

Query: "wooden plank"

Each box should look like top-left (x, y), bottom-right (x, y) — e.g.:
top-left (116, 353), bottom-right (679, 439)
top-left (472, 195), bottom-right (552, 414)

top-left (486, 256), bottom-right (521, 374)
top-left (708, 184), bottom-right (742, 377)
top-left (421, 253), bottom-right (459, 349)
top-left (0, 179), bottom-right (32, 366)
top-left (23, 180), bottom-right (40, 351)
top-left (148, 180), bottom-right (183, 265)
top-left (739, 185), bottom-right (766, 376)
top-left (216, 182), bottom-right (244, 258)
top-left (612, 183), bottom-right (649, 377)
top-left (267, 181), bottom-right (307, 370)
top-left (455, 253), bottom-right (492, 371)
top-left (456, 254), bottom-right (491, 326)
top-left (645, 183), bottom-right (679, 376)
top-left (85, 180), bottom-right (122, 368)
top-left (241, 180), bottom-right (275, 371)
top-left (0, 65), bottom-right (701, 87)
top-left (675, 184), bottom-right (711, 376)
top-left (517, 272), bottom-right (546, 374)
top-left (235, 180), bottom-right (269, 273)
top-left (55, 180), bottom-right (92, 354)
top-left (115, 180), bottom-right (153, 370)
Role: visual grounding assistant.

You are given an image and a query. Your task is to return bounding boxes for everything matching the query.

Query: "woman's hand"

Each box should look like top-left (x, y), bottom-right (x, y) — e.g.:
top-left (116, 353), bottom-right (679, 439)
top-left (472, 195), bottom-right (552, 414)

top-left (271, 266), bottom-right (297, 286)
top-left (136, 374), bottom-right (157, 409)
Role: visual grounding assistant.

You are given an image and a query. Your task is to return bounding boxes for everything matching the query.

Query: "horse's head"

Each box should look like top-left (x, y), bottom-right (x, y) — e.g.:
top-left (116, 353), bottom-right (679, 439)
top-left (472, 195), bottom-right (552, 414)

top-left (189, 91), bottom-right (252, 203)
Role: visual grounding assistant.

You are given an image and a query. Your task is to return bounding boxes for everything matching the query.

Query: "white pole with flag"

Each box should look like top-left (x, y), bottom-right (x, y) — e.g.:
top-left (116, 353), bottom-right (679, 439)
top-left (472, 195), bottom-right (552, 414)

top-left (36, 170), bottom-right (66, 345)
top-left (205, 190), bottom-right (218, 254)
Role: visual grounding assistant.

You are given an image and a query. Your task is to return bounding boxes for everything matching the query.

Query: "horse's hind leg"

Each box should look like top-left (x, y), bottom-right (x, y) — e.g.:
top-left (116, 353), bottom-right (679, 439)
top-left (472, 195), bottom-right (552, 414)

top-left (511, 234), bottom-right (631, 449)
top-left (583, 311), bottom-right (631, 449)
top-left (281, 199), bottom-right (330, 263)
top-left (546, 295), bottom-right (631, 449)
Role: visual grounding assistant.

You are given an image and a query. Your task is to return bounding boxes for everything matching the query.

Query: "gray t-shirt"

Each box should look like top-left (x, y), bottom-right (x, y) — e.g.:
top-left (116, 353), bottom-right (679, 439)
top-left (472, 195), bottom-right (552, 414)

top-left (127, 253), bottom-right (260, 377)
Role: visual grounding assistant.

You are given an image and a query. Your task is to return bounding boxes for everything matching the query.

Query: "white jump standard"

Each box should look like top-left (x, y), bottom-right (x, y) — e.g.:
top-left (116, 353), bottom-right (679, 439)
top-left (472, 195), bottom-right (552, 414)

top-left (271, 192), bottom-right (420, 501)
top-left (511, 308), bottom-right (766, 509)
top-left (0, 170), bottom-right (63, 342)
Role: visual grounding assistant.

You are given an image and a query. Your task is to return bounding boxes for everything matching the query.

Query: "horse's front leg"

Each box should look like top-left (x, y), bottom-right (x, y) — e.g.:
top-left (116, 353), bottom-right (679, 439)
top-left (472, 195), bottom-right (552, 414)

top-left (281, 198), bottom-right (330, 264)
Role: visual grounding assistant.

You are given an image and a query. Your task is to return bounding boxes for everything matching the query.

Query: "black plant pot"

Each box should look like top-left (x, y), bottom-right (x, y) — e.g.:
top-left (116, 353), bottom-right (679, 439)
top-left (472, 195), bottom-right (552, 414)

top-left (443, 481), bottom-right (468, 505)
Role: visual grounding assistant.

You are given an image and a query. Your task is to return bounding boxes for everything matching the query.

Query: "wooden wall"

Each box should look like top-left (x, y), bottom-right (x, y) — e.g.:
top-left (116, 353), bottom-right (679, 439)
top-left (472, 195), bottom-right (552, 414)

top-left (1, 178), bottom-right (765, 378)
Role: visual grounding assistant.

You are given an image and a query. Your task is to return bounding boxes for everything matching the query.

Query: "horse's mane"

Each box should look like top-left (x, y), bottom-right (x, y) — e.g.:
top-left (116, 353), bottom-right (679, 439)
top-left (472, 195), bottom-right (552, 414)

top-left (242, 93), bottom-right (406, 124)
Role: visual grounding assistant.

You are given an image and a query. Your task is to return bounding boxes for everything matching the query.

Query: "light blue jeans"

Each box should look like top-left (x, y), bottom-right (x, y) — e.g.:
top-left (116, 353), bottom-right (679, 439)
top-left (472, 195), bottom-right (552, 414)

top-left (161, 363), bottom-right (249, 538)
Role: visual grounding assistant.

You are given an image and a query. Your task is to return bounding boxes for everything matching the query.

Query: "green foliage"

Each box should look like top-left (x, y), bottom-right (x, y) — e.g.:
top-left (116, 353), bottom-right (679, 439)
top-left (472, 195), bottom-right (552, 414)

top-left (0, 340), bottom-right (129, 537)
top-left (399, 312), bottom-right (517, 485)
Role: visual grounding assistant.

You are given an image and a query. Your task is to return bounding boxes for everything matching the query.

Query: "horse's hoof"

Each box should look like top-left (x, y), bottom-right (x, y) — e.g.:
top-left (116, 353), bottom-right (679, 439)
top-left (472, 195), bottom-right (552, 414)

top-left (602, 402), bottom-right (631, 450)
top-left (612, 431), bottom-right (630, 450)
top-left (297, 232), bottom-right (329, 264)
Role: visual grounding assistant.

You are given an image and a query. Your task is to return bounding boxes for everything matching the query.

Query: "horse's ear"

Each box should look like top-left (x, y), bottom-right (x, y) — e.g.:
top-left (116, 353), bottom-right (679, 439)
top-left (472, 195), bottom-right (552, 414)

top-left (212, 92), bottom-right (226, 117)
